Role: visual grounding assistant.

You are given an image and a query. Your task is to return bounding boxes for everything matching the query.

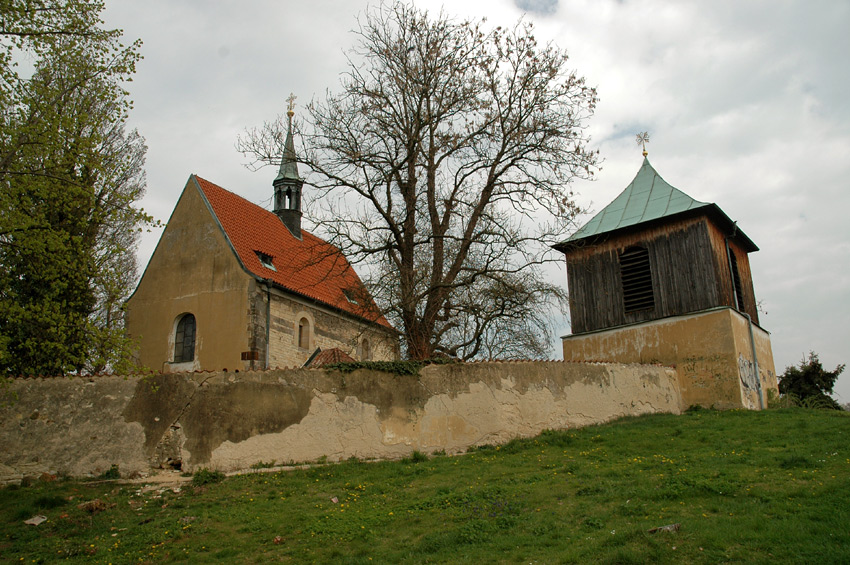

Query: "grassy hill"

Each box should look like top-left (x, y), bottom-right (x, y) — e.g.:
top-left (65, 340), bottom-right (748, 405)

top-left (2, 407), bottom-right (848, 563)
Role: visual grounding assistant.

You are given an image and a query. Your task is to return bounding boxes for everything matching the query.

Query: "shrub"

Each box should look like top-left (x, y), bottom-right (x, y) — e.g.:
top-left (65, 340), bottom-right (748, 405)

top-left (97, 465), bottom-right (120, 480)
top-left (403, 450), bottom-right (429, 464)
top-left (778, 352), bottom-right (844, 410)
top-left (192, 468), bottom-right (225, 486)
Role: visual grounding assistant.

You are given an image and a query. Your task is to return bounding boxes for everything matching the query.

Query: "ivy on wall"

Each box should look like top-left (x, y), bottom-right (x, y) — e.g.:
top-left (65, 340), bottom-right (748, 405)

top-left (324, 358), bottom-right (459, 376)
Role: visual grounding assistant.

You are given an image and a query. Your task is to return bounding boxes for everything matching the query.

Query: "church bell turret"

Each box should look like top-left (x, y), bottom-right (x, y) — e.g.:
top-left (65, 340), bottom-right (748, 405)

top-left (273, 94), bottom-right (303, 238)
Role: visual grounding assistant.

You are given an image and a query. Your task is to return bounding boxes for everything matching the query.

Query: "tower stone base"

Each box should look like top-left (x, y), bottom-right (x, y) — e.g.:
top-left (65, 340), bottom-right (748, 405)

top-left (562, 307), bottom-right (777, 410)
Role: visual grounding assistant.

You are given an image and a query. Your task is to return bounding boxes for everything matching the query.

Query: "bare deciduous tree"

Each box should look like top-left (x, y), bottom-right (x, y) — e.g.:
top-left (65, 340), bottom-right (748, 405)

top-left (239, 2), bottom-right (598, 360)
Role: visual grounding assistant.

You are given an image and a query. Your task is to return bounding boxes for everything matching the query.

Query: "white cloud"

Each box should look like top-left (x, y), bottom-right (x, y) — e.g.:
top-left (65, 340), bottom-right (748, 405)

top-left (105, 0), bottom-right (850, 399)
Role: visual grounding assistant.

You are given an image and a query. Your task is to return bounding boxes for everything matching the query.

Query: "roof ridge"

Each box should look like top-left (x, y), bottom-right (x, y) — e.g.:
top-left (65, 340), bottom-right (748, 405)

top-left (557, 157), bottom-right (713, 246)
top-left (193, 175), bottom-right (394, 329)
top-left (193, 174), bottom-right (338, 248)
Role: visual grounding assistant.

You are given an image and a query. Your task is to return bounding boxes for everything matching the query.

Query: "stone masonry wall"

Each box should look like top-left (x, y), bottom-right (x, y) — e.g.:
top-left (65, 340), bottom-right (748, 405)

top-left (0, 361), bottom-right (681, 483)
top-left (264, 288), bottom-right (398, 368)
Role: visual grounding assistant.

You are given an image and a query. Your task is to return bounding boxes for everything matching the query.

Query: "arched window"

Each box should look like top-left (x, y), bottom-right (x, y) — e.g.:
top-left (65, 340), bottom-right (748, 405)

top-left (297, 317), bottom-right (310, 349)
top-left (619, 246), bottom-right (655, 313)
top-left (361, 338), bottom-right (371, 361)
top-left (174, 314), bottom-right (196, 363)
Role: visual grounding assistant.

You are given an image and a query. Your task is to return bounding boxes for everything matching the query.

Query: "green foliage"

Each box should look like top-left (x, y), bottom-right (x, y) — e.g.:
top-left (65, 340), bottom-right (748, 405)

top-left (95, 464), bottom-right (120, 480)
top-left (778, 352), bottom-right (844, 410)
top-left (191, 468), bottom-right (225, 486)
top-left (1, 409), bottom-right (849, 562)
top-left (404, 450), bottom-right (429, 464)
top-left (324, 357), bottom-right (458, 375)
top-left (250, 460), bottom-right (277, 469)
top-left (778, 455), bottom-right (811, 469)
top-left (0, 0), bottom-right (150, 376)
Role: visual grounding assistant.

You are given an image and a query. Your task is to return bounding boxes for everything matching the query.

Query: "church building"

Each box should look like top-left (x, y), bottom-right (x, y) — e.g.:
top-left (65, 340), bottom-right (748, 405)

top-left (126, 109), bottom-right (399, 372)
top-left (554, 152), bottom-right (777, 409)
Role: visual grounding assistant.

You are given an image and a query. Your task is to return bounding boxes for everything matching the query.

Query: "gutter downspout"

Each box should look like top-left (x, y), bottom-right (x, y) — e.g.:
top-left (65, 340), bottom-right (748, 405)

top-left (743, 312), bottom-right (764, 409)
top-left (725, 229), bottom-right (763, 409)
top-left (264, 279), bottom-right (272, 370)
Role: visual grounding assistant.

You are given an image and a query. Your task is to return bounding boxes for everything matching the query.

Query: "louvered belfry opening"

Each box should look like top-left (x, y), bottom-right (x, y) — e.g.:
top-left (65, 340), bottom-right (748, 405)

top-left (619, 246), bottom-right (655, 313)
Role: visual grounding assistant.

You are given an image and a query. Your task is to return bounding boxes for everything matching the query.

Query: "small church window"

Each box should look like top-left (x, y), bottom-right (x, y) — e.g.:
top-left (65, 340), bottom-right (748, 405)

top-left (298, 317), bottom-right (310, 349)
top-left (174, 313), bottom-right (196, 363)
top-left (343, 289), bottom-right (360, 305)
top-left (619, 246), bottom-right (655, 313)
top-left (255, 251), bottom-right (276, 271)
top-left (729, 250), bottom-right (745, 312)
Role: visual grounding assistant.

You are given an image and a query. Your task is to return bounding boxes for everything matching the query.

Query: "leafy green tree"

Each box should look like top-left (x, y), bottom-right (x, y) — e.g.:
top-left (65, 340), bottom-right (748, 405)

top-left (0, 1), bottom-right (148, 375)
top-left (778, 352), bottom-right (845, 410)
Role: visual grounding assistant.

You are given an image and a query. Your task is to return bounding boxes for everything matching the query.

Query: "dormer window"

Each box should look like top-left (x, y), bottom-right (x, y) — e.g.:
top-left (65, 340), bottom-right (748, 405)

top-left (255, 251), bottom-right (276, 271)
top-left (342, 289), bottom-right (360, 305)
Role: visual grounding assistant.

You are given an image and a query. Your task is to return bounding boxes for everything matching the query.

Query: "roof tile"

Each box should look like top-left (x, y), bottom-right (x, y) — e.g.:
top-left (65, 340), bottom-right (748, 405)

top-left (193, 175), bottom-right (392, 329)
top-left (305, 348), bottom-right (357, 368)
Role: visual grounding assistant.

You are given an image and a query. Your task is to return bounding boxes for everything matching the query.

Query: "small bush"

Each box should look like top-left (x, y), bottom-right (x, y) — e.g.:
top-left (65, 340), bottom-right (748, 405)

top-left (192, 468), bottom-right (225, 486)
top-left (97, 465), bottom-right (120, 480)
top-left (403, 450), bottom-right (428, 464)
top-left (778, 352), bottom-right (844, 410)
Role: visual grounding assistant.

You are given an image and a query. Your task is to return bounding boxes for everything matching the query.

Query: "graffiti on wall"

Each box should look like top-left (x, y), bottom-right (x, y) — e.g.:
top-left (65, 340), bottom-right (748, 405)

top-left (738, 354), bottom-right (759, 391)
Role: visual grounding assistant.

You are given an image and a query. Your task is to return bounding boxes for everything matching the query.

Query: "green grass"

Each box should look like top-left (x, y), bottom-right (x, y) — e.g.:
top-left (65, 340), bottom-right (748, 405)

top-left (2, 408), bottom-right (848, 563)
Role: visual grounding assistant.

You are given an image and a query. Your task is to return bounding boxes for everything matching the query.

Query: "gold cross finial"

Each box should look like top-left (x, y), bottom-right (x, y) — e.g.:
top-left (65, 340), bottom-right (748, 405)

top-left (286, 93), bottom-right (297, 118)
top-left (636, 132), bottom-right (650, 156)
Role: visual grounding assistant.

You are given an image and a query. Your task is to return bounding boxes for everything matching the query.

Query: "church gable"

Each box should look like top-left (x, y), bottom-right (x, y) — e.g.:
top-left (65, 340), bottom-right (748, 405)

top-left (125, 178), bottom-right (254, 372)
top-left (132, 177), bottom-right (249, 298)
top-left (193, 176), bottom-right (391, 329)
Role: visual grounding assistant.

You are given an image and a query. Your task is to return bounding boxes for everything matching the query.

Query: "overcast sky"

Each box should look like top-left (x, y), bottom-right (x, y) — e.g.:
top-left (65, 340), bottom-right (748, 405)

top-left (103, 0), bottom-right (849, 400)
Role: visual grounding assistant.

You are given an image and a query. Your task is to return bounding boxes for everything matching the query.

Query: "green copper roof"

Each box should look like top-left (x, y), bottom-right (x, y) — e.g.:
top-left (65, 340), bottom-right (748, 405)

top-left (562, 157), bottom-right (712, 244)
top-left (274, 116), bottom-right (299, 183)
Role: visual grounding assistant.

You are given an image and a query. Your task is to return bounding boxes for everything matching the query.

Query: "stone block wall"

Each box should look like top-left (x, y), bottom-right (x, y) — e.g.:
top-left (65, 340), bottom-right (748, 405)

top-left (0, 361), bottom-right (681, 483)
top-left (264, 288), bottom-right (398, 368)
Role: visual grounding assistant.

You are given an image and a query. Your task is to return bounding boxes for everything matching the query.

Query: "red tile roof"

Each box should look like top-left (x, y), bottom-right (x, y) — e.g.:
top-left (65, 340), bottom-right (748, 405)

top-left (305, 347), bottom-right (357, 368)
top-left (193, 175), bottom-right (393, 329)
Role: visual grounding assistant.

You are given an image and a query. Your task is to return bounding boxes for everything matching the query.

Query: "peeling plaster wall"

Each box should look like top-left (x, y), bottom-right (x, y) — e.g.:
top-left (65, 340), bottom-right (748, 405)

top-left (0, 377), bottom-right (148, 483)
top-left (0, 361), bottom-right (680, 482)
top-left (562, 307), bottom-right (778, 410)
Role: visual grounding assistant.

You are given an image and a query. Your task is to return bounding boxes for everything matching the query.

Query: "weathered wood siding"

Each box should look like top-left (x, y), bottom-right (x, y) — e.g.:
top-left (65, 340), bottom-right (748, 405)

top-left (564, 216), bottom-right (760, 334)
top-left (705, 222), bottom-right (760, 324)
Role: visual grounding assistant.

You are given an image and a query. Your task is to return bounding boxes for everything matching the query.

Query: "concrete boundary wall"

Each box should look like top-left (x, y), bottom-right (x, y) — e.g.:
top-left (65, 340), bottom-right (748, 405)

top-left (0, 361), bottom-right (681, 483)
